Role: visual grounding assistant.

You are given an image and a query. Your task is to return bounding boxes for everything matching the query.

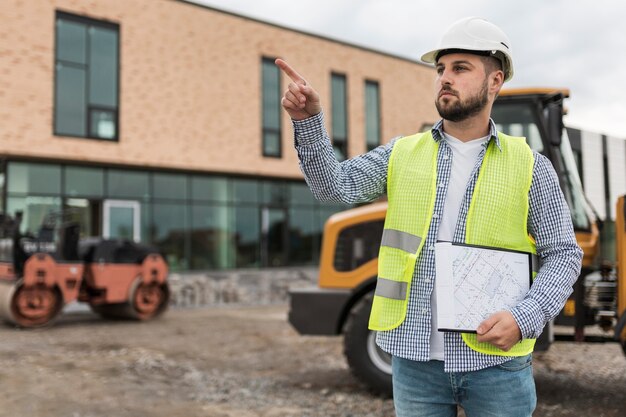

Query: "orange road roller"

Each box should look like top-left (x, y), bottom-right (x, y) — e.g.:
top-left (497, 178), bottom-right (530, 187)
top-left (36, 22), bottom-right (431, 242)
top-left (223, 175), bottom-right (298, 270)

top-left (0, 216), bottom-right (169, 328)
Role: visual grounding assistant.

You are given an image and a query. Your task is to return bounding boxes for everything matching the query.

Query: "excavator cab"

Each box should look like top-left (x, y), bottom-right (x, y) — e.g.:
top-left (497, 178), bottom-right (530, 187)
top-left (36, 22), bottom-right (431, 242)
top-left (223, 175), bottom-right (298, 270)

top-left (493, 88), bottom-right (597, 243)
top-left (492, 89), bottom-right (616, 348)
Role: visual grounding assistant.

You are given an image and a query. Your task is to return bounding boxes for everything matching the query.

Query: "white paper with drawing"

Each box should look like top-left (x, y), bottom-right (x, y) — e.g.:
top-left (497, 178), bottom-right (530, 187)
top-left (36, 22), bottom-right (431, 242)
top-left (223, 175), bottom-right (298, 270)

top-left (435, 242), bottom-right (532, 333)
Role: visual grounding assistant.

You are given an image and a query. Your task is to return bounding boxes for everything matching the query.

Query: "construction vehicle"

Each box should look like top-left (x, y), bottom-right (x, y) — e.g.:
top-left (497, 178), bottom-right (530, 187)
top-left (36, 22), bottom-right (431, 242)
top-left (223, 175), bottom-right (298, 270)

top-left (0, 211), bottom-right (169, 327)
top-left (288, 88), bottom-right (626, 395)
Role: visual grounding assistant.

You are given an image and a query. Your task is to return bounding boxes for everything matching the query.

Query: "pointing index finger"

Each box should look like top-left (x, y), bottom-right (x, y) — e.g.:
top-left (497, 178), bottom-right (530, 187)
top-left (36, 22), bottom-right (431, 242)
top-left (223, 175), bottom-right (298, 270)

top-left (275, 58), bottom-right (306, 85)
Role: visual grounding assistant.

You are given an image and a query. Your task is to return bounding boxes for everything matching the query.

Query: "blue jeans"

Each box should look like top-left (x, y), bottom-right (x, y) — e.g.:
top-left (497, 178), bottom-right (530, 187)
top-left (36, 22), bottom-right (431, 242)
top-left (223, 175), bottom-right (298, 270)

top-left (392, 355), bottom-right (536, 417)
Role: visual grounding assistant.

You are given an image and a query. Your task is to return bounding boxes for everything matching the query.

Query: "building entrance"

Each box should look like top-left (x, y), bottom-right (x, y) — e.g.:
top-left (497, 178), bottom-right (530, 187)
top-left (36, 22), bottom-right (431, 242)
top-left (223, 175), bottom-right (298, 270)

top-left (103, 200), bottom-right (141, 241)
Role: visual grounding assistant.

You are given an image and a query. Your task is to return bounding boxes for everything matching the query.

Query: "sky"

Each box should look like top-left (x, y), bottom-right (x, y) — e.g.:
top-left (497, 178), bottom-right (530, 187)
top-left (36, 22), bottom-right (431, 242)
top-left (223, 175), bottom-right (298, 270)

top-left (189, 0), bottom-right (626, 138)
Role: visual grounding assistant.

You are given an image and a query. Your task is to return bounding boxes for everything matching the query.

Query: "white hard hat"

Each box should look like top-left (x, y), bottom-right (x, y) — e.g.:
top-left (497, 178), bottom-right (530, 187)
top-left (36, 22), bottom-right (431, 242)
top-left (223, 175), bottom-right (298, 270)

top-left (421, 17), bottom-right (514, 81)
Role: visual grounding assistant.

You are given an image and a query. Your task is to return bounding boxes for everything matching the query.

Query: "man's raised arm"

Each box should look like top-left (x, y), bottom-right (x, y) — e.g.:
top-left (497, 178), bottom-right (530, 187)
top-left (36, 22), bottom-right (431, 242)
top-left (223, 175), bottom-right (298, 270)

top-left (275, 59), bottom-right (391, 205)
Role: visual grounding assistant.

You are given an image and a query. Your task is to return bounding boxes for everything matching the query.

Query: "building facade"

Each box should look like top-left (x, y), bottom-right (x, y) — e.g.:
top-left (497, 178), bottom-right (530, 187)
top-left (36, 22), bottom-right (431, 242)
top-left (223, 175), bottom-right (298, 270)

top-left (0, 0), bottom-right (438, 271)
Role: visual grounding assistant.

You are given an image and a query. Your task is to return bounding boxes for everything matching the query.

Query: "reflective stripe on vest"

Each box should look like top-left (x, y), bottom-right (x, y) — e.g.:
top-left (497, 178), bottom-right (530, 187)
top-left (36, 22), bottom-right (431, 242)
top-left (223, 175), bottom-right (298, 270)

top-left (368, 131), bottom-right (537, 357)
top-left (374, 277), bottom-right (408, 300)
top-left (381, 229), bottom-right (422, 253)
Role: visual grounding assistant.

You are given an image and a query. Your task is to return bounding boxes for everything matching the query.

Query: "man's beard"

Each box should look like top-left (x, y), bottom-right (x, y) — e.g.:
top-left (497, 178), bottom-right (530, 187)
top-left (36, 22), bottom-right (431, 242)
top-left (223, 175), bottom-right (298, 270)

top-left (435, 80), bottom-right (489, 122)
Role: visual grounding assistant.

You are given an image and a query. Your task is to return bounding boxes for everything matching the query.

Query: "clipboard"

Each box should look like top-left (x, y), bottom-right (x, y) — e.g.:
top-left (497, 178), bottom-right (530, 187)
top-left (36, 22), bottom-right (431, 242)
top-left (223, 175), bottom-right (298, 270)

top-left (434, 241), bottom-right (532, 333)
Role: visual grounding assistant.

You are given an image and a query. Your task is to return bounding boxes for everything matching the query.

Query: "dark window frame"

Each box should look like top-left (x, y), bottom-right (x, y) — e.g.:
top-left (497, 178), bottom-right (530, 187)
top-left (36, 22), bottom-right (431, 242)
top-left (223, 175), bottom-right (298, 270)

top-left (54, 10), bottom-right (120, 141)
top-left (331, 72), bottom-right (348, 161)
top-left (261, 56), bottom-right (282, 158)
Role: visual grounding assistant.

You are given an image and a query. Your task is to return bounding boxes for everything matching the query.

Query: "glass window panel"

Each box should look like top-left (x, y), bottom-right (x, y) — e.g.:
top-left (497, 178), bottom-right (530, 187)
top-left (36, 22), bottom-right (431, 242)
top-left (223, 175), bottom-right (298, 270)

top-left (191, 204), bottom-right (233, 269)
top-left (559, 130), bottom-right (591, 231)
top-left (153, 173), bottom-right (187, 200)
top-left (289, 182), bottom-right (316, 206)
top-left (331, 73), bottom-right (347, 138)
top-left (261, 181), bottom-right (287, 205)
top-left (141, 203), bottom-right (151, 244)
top-left (89, 27), bottom-right (118, 107)
top-left (263, 208), bottom-right (286, 267)
top-left (0, 169), bottom-right (4, 216)
top-left (263, 131), bottom-right (281, 157)
top-left (65, 166), bottom-right (104, 197)
top-left (191, 176), bottom-right (231, 202)
top-left (235, 206), bottom-right (259, 267)
top-left (56, 18), bottom-right (86, 65)
top-left (7, 162), bottom-right (61, 195)
top-left (108, 206), bottom-right (135, 240)
top-left (89, 109), bottom-right (116, 139)
top-left (152, 202), bottom-right (188, 271)
top-left (55, 64), bottom-right (86, 137)
top-left (262, 58), bottom-right (281, 157)
top-left (262, 58), bottom-right (281, 129)
top-left (288, 207), bottom-right (318, 265)
top-left (7, 196), bottom-right (62, 237)
top-left (233, 179), bottom-right (259, 204)
top-left (319, 206), bottom-right (338, 231)
top-left (365, 81), bottom-right (380, 150)
top-left (107, 170), bottom-right (150, 199)
top-left (65, 198), bottom-right (94, 238)
top-left (492, 103), bottom-right (544, 153)
top-left (319, 202), bottom-right (350, 229)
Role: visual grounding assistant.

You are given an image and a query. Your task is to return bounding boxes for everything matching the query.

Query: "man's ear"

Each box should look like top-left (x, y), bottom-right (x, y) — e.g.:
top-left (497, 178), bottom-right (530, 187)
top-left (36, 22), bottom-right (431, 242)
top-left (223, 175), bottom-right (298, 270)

top-left (490, 70), bottom-right (505, 96)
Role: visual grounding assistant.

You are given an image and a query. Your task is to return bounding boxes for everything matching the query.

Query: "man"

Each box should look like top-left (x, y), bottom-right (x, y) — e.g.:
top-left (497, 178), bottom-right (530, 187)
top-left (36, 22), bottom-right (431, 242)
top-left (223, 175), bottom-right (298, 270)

top-left (277, 16), bottom-right (582, 417)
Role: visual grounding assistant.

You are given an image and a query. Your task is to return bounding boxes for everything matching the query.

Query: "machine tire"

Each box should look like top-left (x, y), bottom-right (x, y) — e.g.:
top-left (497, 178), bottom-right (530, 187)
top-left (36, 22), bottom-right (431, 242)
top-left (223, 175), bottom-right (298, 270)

top-left (343, 292), bottom-right (392, 396)
top-left (614, 311), bottom-right (626, 357)
top-left (90, 280), bottom-right (170, 321)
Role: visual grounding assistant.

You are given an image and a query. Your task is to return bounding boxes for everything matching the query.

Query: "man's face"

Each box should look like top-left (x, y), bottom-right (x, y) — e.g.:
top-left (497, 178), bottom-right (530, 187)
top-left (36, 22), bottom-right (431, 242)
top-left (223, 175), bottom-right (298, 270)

top-left (434, 53), bottom-right (490, 122)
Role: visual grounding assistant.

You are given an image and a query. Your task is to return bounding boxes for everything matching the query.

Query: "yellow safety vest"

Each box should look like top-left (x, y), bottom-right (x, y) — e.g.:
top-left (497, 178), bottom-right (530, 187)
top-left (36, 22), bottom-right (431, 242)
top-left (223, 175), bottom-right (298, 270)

top-left (368, 130), bottom-right (537, 356)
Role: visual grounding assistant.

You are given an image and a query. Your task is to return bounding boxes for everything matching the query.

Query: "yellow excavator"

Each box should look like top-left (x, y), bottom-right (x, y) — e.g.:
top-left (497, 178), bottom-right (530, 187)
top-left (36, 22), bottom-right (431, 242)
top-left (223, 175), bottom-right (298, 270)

top-left (288, 88), bottom-right (625, 395)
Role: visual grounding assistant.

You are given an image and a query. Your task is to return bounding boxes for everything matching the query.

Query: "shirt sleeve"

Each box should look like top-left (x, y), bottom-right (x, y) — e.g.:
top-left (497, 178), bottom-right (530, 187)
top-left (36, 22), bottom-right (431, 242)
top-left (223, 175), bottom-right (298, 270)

top-left (509, 153), bottom-right (583, 339)
top-left (292, 111), bottom-right (397, 205)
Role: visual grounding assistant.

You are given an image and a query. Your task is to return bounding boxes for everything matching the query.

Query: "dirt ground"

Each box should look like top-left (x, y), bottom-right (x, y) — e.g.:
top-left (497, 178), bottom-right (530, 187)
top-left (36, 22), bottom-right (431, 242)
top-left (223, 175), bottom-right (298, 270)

top-left (0, 304), bottom-right (624, 417)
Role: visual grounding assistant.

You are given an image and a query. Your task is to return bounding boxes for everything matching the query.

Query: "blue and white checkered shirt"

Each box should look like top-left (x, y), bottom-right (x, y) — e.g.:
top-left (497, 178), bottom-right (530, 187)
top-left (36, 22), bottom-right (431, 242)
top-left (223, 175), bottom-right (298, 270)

top-left (293, 112), bottom-right (583, 372)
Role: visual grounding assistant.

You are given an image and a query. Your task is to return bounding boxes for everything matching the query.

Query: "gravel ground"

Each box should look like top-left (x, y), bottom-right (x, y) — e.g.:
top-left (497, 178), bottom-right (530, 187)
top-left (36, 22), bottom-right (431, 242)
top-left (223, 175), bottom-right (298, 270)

top-left (0, 305), bottom-right (624, 417)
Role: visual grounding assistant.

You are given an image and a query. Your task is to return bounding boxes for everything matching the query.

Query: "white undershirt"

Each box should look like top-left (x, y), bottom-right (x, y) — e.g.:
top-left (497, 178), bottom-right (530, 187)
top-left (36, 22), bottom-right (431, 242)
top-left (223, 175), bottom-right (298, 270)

top-left (429, 132), bottom-right (490, 360)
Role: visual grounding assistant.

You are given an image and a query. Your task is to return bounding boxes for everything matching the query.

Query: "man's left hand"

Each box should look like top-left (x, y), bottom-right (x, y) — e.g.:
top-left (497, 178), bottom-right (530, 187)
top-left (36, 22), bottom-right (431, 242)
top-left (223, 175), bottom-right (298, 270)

top-left (476, 311), bottom-right (522, 351)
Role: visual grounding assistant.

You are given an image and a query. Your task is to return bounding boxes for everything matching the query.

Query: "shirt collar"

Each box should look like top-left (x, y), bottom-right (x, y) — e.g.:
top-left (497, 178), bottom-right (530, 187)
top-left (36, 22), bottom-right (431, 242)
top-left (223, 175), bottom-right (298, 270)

top-left (430, 119), bottom-right (502, 151)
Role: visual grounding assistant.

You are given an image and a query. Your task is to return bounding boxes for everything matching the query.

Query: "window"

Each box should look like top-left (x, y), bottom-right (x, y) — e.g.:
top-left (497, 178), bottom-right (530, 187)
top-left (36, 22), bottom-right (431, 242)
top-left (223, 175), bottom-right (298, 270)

top-left (107, 170), bottom-right (149, 199)
top-left (288, 206), bottom-right (318, 265)
top-left (333, 219), bottom-right (385, 271)
top-left (191, 204), bottom-right (233, 269)
top-left (191, 177), bottom-right (231, 202)
top-left (65, 166), bottom-right (104, 197)
top-left (365, 80), bottom-right (381, 151)
top-left (262, 57), bottom-right (282, 157)
top-left (55, 11), bottom-right (119, 140)
top-left (3, 160), bottom-right (351, 271)
top-left (153, 202), bottom-right (188, 271)
top-left (235, 206), bottom-right (260, 267)
top-left (7, 162), bottom-right (62, 195)
top-left (153, 173), bottom-right (187, 200)
top-left (7, 196), bottom-right (62, 236)
top-left (261, 181), bottom-right (287, 205)
top-left (233, 178), bottom-right (259, 204)
top-left (331, 73), bottom-right (348, 161)
top-left (492, 103), bottom-right (544, 153)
